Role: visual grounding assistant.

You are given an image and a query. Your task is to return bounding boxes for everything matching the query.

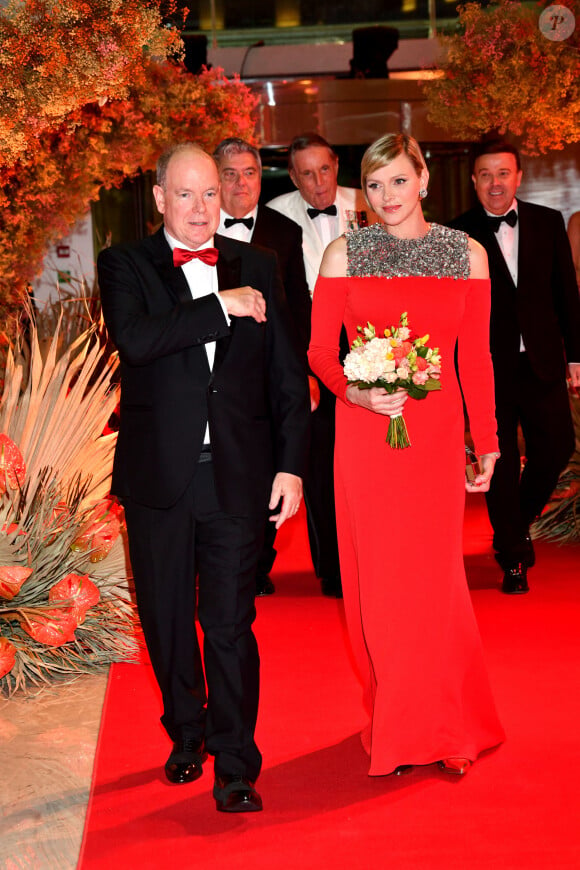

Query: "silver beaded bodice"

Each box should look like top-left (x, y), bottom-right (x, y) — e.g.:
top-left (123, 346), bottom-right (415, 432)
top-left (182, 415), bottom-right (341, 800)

top-left (346, 223), bottom-right (470, 279)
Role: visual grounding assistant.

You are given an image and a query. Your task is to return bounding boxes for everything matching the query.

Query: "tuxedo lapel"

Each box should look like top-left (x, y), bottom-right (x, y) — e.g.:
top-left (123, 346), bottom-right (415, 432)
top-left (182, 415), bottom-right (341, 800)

top-left (473, 207), bottom-right (516, 291)
top-left (144, 227), bottom-right (193, 303)
top-left (514, 200), bottom-right (537, 293)
top-left (213, 235), bottom-right (242, 371)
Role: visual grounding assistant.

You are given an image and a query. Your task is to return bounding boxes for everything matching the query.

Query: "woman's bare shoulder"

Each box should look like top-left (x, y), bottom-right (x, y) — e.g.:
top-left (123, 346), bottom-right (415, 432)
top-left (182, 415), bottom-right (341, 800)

top-left (320, 235), bottom-right (348, 277)
top-left (467, 237), bottom-right (489, 279)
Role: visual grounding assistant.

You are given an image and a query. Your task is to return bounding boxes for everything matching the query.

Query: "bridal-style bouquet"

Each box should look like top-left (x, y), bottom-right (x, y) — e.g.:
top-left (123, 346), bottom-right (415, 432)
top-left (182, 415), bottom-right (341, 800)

top-left (344, 312), bottom-right (442, 448)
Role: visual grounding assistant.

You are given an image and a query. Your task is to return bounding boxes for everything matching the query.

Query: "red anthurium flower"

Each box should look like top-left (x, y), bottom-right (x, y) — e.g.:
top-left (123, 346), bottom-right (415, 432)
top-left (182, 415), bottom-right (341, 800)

top-left (20, 608), bottom-right (78, 647)
top-left (0, 434), bottom-right (26, 495)
top-left (49, 573), bottom-right (100, 624)
top-left (71, 498), bottom-right (123, 562)
top-left (0, 637), bottom-right (16, 679)
top-left (0, 565), bottom-right (33, 600)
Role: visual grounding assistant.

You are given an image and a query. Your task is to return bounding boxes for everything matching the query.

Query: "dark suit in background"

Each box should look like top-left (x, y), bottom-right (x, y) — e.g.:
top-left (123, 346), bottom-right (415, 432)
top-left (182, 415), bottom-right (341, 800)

top-left (451, 199), bottom-right (580, 572)
top-left (251, 205), bottom-right (313, 580)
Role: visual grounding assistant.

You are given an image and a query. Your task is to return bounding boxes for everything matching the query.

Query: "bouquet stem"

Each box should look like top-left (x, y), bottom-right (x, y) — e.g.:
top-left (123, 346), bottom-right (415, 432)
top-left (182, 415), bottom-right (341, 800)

top-left (386, 412), bottom-right (411, 449)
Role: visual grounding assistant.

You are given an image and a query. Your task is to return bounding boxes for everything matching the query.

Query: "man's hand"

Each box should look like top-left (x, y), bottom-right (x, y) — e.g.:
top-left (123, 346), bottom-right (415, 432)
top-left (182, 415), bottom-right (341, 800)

top-left (268, 472), bottom-right (303, 529)
top-left (219, 286), bottom-right (266, 322)
top-left (309, 375), bottom-right (320, 412)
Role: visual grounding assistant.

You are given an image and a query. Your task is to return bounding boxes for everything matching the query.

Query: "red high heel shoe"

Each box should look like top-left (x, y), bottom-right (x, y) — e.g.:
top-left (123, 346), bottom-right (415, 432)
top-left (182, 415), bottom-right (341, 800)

top-left (437, 757), bottom-right (471, 775)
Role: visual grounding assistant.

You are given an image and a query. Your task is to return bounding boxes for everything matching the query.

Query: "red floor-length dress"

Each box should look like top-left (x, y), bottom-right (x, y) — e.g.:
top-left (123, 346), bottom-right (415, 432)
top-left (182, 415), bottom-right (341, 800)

top-left (308, 224), bottom-right (505, 775)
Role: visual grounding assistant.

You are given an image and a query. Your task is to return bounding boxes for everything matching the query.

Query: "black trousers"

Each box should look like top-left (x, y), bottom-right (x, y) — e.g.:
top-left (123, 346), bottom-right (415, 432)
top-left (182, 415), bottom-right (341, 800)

top-left (122, 459), bottom-right (263, 781)
top-left (257, 385), bottom-right (341, 583)
top-left (303, 383), bottom-right (341, 580)
top-left (486, 353), bottom-right (574, 568)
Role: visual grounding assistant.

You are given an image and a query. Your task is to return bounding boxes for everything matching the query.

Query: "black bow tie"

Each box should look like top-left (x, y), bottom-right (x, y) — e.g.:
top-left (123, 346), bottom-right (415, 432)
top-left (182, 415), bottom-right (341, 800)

top-left (307, 205), bottom-right (337, 219)
top-left (224, 216), bottom-right (254, 230)
top-left (487, 210), bottom-right (518, 233)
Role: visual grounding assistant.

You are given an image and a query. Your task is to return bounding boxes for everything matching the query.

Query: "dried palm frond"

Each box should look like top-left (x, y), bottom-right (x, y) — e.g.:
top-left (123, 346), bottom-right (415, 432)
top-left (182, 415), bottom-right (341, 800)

top-left (0, 305), bottom-right (138, 696)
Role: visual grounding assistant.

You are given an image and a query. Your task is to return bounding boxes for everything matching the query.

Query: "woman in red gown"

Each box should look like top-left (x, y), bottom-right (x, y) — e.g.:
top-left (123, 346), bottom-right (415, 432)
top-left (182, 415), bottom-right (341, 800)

top-left (308, 134), bottom-right (505, 776)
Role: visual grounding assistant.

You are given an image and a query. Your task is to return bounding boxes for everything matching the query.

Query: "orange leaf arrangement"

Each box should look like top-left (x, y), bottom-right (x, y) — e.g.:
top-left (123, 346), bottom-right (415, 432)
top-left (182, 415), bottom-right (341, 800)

top-left (0, 636), bottom-right (16, 679)
top-left (423, 0), bottom-right (580, 156)
top-left (0, 0), bottom-right (258, 345)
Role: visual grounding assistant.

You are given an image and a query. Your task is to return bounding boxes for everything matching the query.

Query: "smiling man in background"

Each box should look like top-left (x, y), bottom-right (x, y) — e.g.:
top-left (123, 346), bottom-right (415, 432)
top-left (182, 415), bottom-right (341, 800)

top-left (451, 140), bottom-right (580, 595)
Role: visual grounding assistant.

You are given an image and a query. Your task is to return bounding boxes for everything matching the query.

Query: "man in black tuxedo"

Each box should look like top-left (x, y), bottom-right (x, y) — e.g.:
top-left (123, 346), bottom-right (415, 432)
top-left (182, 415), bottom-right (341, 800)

top-left (451, 141), bottom-right (580, 594)
top-left (98, 143), bottom-right (309, 812)
top-left (213, 137), bottom-right (313, 596)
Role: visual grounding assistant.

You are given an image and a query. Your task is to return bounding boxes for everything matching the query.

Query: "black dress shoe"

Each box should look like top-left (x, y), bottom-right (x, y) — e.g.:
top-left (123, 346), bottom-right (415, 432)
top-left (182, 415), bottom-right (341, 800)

top-left (393, 765), bottom-right (413, 776)
top-left (165, 738), bottom-right (207, 784)
top-left (213, 775), bottom-right (263, 813)
top-left (256, 574), bottom-right (275, 596)
top-left (502, 563), bottom-right (529, 595)
top-left (320, 575), bottom-right (343, 598)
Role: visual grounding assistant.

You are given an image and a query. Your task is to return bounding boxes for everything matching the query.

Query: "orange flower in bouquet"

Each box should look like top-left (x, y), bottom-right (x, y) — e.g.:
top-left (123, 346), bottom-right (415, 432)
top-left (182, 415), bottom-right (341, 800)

top-left (49, 573), bottom-right (100, 624)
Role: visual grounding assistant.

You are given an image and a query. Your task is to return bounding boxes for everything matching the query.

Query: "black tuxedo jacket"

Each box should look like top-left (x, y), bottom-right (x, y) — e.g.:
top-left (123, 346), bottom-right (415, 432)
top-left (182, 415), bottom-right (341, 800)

top-left (450, 200), bottom-right (580, 384)
top-left (98, 227), bottom-right (310, 514)
top-left (252, 205), bottom-right (312, 355)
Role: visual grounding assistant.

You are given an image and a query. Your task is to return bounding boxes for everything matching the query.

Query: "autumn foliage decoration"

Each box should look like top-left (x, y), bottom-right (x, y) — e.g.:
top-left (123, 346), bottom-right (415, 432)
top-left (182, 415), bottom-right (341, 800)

top-left (423, 0), bottom-right (580, 155)
top-left (0, 0), bottom-right (184, 165)
top-left (0, 0), bottom-right (257, 339)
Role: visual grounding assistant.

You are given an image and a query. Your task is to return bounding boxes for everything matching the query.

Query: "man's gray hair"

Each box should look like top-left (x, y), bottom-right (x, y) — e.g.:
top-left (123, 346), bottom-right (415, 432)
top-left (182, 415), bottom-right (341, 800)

top-left (213, 137), bottom-right (262, 172)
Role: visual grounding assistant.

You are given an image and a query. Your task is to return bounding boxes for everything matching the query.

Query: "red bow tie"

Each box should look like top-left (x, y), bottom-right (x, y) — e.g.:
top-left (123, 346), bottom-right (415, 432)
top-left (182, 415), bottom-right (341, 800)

top-left (173, 247), bottom-right (219, 268)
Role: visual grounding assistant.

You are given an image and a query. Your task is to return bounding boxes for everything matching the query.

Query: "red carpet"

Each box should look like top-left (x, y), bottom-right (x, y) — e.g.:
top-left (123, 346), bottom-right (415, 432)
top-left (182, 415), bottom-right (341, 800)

top-left (79, 497), bottom-right (580, 869)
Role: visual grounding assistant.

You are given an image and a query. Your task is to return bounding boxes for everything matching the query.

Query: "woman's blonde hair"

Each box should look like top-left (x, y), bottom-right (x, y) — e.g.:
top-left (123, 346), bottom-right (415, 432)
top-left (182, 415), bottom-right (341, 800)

top-left (361, 133), bottom-right (426, 200)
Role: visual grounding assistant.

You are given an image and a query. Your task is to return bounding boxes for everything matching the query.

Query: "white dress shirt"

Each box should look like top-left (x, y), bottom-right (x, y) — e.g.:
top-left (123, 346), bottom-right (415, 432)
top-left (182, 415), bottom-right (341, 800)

top-left (486, 200), bottom-right (525, 351)
top-left (164, 229), bottom-right (229, 443)
top-left (309, 208), bottom-right (338, 252)
top-left (218, 207), bottom-right (258, 243)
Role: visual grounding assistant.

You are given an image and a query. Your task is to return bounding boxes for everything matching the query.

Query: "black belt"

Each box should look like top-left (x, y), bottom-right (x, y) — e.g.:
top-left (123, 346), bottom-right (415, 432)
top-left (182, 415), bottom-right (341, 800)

top-left (198, 444), bottom-right (212, 463)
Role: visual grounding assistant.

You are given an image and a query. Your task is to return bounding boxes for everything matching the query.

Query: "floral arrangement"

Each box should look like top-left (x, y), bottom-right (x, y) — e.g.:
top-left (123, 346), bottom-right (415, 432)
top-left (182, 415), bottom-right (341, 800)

top-left (0, 0), bottom-right (258, 345)
top-left (0, 0), bottom-right (184, 164)
top-left (344, 312), bottom-right (442, 448)
top-left (0, 305), bottom-right (139, 695)
top-left (423, 0), bottom-right (580, 155)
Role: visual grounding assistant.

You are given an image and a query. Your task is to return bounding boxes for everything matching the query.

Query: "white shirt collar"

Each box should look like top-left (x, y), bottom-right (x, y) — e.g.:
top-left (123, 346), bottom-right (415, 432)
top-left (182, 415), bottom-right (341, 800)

top-left (164, 229), bottom-right (215, 251)
top-left (484, 199), bottom-right (518, 219)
